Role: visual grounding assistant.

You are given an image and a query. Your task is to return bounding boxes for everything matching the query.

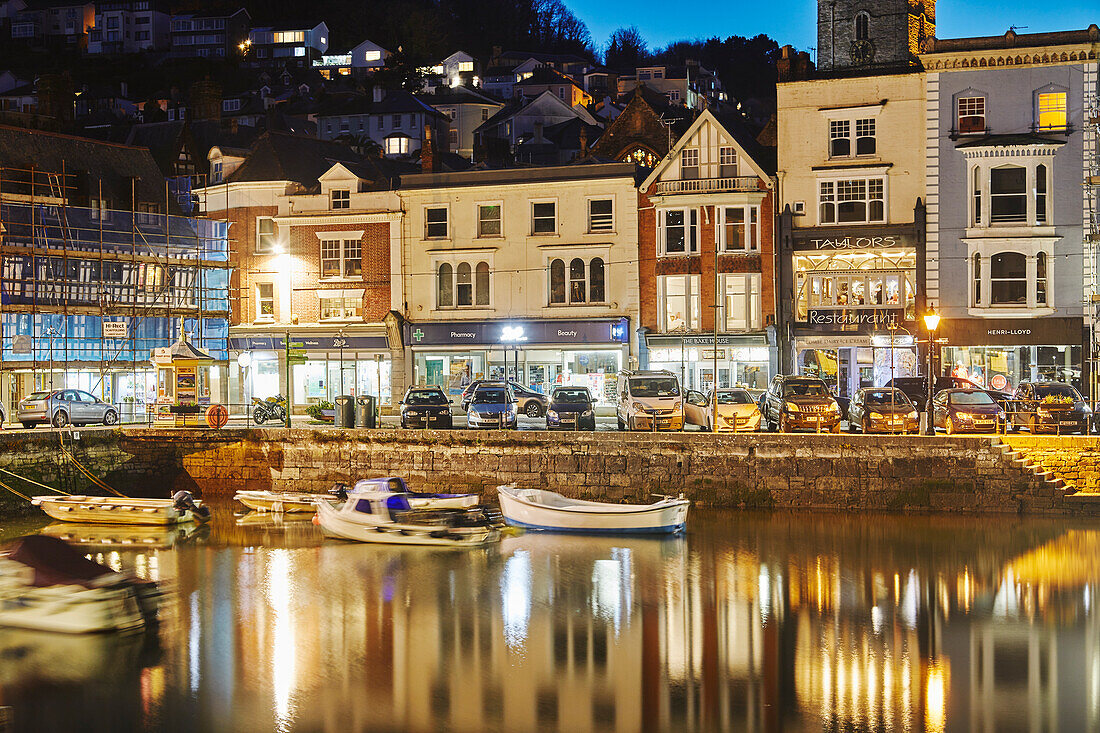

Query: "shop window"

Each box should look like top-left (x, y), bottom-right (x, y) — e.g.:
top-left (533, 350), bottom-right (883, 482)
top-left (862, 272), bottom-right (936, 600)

top-left (320, 239), bottom-right (361, 279)
top-left (720, 206), bottom-right (758, 251)
top-left (990, 252), bottom-right (1026, 305)
top-left (819, 178), bottom-right (884, 224)
top-left (659, 208), bottom-right (698, 255)
top-left (330, 189), bottom-right (350, 210)
top-left (531, 201), bottom-right (556, 235)
top-left (990, 166), bottom-right (1026, 223)
top-left (437, 263), bottom-right (453, 306)
top-left (659, 274), bottom-right (700, 331)
top-left (478, 204), bottom-right (502, 237)
top-left (719, 147), bottom-right (738, 178)
top-left (680, 148), bottom-right (699, 180)
top-left (425, 207), bottom-right (448, 238)
top-left (1036, 91), bottom-right (1066, 131)
top-left (254, 282), bottom-right (274, 319)
top-left (588, 199), bottom-right (613, 232)
top-left (256, 217), bottom-right (277, 253)
top-left (958, 96), bottom-right (985, 134)
top-left (723, 274), bottom-right (761, 330)
top-left (1036, 251), bottom-right (1047, 306)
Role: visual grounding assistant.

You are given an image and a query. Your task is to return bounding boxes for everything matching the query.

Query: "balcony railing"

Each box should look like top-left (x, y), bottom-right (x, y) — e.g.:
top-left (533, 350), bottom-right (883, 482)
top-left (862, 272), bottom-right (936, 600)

top-left (653, 177), bottom-right (760, 195)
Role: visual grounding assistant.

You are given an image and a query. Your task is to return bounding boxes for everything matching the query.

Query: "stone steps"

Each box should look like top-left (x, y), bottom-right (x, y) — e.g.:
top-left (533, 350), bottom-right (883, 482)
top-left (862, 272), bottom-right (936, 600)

top-left (990, 437), bottom-right (1068, 492)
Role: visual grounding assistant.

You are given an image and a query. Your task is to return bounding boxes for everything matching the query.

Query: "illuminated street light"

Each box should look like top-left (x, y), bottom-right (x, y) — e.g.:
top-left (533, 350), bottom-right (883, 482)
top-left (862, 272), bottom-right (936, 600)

top-left (923, 305), bottom-right (940, 435)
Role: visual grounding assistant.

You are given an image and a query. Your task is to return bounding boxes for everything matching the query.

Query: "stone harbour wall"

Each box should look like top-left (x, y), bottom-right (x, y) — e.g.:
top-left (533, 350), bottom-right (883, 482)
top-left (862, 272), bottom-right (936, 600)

top-left (1001, 436), bottom-right (1100, 494)
top-left (0, 428), bottom-right (1078, 516)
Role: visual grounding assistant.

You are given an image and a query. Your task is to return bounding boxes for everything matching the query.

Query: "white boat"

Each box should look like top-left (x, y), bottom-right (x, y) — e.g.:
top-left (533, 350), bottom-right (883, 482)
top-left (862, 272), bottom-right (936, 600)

top-left (236, 478), bottom-right (478, 514)
top-left (496, 485), bottom-right (690, 534)
top-left (38, 521), bottom-right (202, 550)
top-left (234, 490), bottom-right (335, 513)
top-left (30, 491), bottom-right (210, 526)
top-left (0, 535), bottom-right (156, 633)
top-left (315, 487), bottom-right (499, 547)
top-left (350, 477), bottom-right (480, 509)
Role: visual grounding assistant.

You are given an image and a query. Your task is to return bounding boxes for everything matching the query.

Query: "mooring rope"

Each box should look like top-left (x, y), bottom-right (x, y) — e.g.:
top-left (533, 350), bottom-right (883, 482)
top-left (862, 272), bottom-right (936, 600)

top-left (56, 432), bottom-right (127, 498)
top-left (0, 466), bottom-right (71, 495)
top-left (0, 478), bottom-right (32, 503)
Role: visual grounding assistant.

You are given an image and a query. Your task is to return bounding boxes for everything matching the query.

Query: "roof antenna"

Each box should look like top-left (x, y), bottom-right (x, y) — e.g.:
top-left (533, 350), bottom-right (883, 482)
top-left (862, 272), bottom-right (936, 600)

top-left (1008, 25), bottom-right (1028, 32)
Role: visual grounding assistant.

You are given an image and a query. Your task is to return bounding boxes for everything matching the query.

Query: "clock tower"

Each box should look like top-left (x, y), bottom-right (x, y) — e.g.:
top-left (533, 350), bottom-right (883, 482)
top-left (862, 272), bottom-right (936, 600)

top-left (817, 0), bottom-right (935, 72)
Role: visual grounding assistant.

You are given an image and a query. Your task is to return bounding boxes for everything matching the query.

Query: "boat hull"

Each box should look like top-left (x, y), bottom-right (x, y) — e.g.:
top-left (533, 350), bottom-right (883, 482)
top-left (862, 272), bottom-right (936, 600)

top-left (315, 501), bottom-right (498, 547)
top-left (31, 496), bottom-right (202, 526)
top-left (0, 583), bottom-right (146, 633)
top-left (497, 487), bottom-right (689, 534)
top-left (234, 491), bottom-right (331, 513)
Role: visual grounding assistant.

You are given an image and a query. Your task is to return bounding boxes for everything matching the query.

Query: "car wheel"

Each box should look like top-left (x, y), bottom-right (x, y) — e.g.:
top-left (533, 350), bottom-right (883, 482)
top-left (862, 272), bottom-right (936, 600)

top-left (1029, 415), bottom-right (1039, 434)
top-left (617, 415), bottom-right (625, 431)
top-left (103, 410), bottom-right (118, 426)
top-left (525, 402), bottom-right (542, 418)
top-left (779, 413), bottom-right (792, 433)
top-left (21, 422), bottom-right (34, 429)
top-left (52, 411), bottom-right (69, 428)
top-left (944, 418), bottom-right (954, 436)
top-left (830, 423), bottom-right (841, 433)
top-left (863, 417), bottom-right (872, 434)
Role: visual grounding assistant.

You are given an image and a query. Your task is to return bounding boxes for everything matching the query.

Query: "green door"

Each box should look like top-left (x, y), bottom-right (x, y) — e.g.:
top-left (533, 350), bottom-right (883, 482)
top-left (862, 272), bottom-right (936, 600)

top-left (425, 358), bottom-right (444, 388)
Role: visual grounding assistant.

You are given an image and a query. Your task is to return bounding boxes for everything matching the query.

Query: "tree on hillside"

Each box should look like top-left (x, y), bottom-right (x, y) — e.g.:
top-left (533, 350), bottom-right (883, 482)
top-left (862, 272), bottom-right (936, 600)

top-left (651, 34), bottom-right (782, 102)
top-left (604, 26), bottom-right (648, 70)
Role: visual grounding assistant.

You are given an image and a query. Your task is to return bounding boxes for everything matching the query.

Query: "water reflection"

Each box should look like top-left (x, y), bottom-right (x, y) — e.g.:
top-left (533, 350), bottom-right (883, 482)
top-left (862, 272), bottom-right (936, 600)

top-left (2, 509), bottom-right (1100, 731)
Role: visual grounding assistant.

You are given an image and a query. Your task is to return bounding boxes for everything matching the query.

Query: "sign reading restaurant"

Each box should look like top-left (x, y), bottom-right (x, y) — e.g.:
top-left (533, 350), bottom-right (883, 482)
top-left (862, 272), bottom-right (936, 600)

top-left (807, 309), bottom-right (905, 327)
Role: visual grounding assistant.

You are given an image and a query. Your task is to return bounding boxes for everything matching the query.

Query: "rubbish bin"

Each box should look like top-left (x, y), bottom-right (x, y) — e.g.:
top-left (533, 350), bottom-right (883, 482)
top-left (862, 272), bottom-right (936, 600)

top-left (334, 395), bottom-right (355, 428)
top-left (356, 395), bottom-right (377, 429)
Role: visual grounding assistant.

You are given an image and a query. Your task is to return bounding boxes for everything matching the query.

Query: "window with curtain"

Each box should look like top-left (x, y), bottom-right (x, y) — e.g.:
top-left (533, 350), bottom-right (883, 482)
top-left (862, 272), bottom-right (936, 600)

top-left (659, 274), bottom-right (699, 331)
top-left (1036, 92), bottom-right (1066, 130)
top-left (437, 263), bottom-right (453, 307)
top-left (721, 206), bottom-right (759, 251)
top-left (549, 259), bottom-right (566, 303)
top-left (990, 252), bottom-right (1026, 305)
top-left (723, 274), bottom-right (761, 330)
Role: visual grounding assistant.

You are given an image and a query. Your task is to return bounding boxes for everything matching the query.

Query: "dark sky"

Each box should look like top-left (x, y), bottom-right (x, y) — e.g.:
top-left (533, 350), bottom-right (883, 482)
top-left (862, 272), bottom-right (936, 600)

top-left (569, 0), bottom-right (1098, 56)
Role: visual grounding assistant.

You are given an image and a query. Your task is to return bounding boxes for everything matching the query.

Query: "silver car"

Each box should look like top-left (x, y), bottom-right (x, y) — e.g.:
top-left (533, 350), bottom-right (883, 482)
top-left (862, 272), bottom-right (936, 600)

top-left (18, 389), bottom-right (119, 428)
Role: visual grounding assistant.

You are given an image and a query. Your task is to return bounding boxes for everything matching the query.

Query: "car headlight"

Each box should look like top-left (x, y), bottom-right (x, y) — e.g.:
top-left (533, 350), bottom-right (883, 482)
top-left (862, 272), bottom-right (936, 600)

top-left (956, 412), bottom-right (973, 420)
top-left (506, 406), bottom-right (516, 416)
top-left (908, 410), bottom-right (918, 419)
top-left (786, 403), bottom-right (800, 412)
top-left (581, 409), bottom-right (593, 417)
top-left (547, 410), bottom-right (558, 419)
top-left (870, 411), bottom-right (883, 419)
top-left (830, 403), bottom-right (840, 413)
top-left (406, 410), bottom-right (419, 416)
top-left (1037, 407), bottom-right (1050, 416)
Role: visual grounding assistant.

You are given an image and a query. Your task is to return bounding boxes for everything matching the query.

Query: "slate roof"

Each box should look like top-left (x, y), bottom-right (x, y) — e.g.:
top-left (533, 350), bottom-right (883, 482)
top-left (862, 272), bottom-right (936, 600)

top-left (313, 90), bottom-right (447, 119)
top-left (226, 131), bottom-right (399, 191)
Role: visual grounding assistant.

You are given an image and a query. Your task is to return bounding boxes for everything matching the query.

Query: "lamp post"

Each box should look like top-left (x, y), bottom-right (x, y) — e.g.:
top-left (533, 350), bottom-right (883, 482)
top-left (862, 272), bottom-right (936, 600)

top-left (923, 305), bottom-right (941, 435)
top-left (336, 328), bottom-right (346, 395)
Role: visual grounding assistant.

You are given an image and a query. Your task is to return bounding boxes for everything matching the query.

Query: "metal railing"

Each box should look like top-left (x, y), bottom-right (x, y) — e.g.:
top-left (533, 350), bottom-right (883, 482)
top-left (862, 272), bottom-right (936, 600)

top-left (652, 177), bottom-right (760, 195)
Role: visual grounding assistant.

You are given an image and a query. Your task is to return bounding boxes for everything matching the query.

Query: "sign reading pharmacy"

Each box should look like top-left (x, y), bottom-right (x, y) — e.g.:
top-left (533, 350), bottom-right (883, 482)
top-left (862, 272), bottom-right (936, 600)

top-left (405, 319), bottom-right (630, 346)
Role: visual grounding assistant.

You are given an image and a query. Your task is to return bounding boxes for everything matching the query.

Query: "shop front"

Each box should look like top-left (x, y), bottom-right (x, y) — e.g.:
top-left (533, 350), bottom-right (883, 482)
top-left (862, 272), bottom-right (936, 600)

top-left (644, 334), bottom-right (773, 392)
top-left (787, 224), bottom-right (921, 397)
top-left (937, 317), bottom-right (1085, 394)
top-left (229, 330), bottom-right (393, 414)
top-left (406, 318), bottom-right (630, 405)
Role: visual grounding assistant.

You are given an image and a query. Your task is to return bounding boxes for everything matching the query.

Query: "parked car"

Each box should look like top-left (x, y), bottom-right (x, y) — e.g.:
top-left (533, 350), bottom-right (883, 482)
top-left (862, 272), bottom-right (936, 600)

top-left (847, 388), bottom-right (919, 434)
top-left (400, 386), bottom-right (453, 429)
top-left (546, 386), bottom-right (596, 431)
top-left (684, 388), bottom-right (762, 432)
top-left (461, 380), bottom-right (548, 417)
top-left (931, 388), bottom-right (1005, 434)
top-left (886, 376), bottom-right (1011, 410)
top-left (465, 382), bottom-right (518, 429)
top-left (760, 375), bottom-right (842, 433)
top-left (616, 370), bottom-right (683, 431)
top-left (1006, 381), bottom-right (1091, 434)
top-left (18, 389), bottom-right (119, 428)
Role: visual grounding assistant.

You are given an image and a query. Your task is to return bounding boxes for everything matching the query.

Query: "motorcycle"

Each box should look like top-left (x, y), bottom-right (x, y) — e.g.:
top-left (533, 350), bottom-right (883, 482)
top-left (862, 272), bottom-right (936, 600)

top-left (252, 395), bottom-right (288, 425)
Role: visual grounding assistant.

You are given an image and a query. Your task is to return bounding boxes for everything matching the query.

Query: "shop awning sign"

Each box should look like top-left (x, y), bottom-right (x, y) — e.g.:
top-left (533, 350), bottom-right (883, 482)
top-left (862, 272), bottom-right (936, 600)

top-left (791, 225), bottom-right (917, 252)
top-left (404, 318), bottom-right (630, 346)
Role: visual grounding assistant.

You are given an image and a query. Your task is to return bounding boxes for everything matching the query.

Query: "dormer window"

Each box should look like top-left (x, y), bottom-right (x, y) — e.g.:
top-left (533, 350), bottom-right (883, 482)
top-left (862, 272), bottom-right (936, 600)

top-left (331, 189), bottom-right (350, 209)
top-left (957, 96), bottom-right (985, 134)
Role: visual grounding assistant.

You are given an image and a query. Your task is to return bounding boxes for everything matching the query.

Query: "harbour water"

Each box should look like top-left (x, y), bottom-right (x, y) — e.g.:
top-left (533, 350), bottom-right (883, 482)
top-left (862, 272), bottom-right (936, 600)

top-left (1, 505), bottom-right (1099, 732)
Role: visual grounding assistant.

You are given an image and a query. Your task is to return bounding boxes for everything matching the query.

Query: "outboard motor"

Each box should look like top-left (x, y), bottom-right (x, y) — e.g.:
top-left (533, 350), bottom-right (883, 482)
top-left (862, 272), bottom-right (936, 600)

top-left (329, 483), bottom-right (349, 501)
top-left (172, 491), bottom-right (212, 522)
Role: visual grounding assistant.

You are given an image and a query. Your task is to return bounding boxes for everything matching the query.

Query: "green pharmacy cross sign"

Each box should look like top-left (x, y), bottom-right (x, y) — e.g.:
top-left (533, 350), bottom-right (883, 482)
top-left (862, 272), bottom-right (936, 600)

top-left (412, 328), bottom-right (425, 342)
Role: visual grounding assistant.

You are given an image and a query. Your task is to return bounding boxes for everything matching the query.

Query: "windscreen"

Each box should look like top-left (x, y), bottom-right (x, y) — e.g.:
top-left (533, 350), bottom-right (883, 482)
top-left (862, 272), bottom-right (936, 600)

top-left (783, 381), bottom-right (829, 398)
top-left (26, 391), bottom-right (52, 400)
top-left (405, 391), bottom-right (448, 405)
top-left (1034, 384), bottom-right (1080, 400)
top-left (864, 390), bottom-right (911, 407)
top-left (473, 389), bottom-right (508, 404)
top-left (717, 390), bottom-right (753, 404)
top-left (552, 388), bottom-right (591, 404)
top-left (950, 391), bottom-right (994, 405)
top-left (629, 378), bottom-right (680, 398)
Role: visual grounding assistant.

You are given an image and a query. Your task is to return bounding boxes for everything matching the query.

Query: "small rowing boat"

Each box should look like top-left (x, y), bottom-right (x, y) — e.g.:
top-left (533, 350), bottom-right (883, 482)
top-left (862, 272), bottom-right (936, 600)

top-left (236, 477), bottom-right (479, 514)
top-left (30, 491), bottom-right (210, 526)
top-left (315, 487), bottom-right (499, 547)
top-left (234, 490), bottom-right (334, 513)
top-left (496, 485), bottom-right (690, 534)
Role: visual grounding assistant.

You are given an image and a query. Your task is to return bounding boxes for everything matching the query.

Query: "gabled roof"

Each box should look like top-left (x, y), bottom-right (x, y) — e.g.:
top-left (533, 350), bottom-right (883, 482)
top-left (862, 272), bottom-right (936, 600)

top-left (127, 119), bottom-right (263, 175)
top-left (475, 90), bottom-right (597, 135)
top-left (313, 90), bottom-right (447, 119)
top-left (416, 86), bottom-right (500, 106)
top-left (639, 108), bottom-right (776, 191)
top-left (515, 65), bottom-right (583, 91)
top-left (226, 131), bottom-right (369, 189)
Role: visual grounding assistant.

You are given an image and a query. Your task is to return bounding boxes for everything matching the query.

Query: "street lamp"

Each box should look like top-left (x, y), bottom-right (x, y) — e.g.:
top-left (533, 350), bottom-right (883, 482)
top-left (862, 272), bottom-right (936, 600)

top-left (923, 305), bottom-right (941, 435)
top-left (336, 328), bottom-right (346, 395)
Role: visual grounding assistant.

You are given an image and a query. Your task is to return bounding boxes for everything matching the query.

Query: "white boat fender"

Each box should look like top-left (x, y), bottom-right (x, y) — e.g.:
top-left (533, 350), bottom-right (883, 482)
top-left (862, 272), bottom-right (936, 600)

top-left (172, 491), bottom-right (212, 522)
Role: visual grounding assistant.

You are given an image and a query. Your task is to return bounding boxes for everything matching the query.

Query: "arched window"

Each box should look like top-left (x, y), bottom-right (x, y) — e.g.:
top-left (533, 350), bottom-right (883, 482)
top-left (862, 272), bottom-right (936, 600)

top-left (622, 147), bottom-right (657, 167)
top-left (475, 262), bottom-right (490, 306)
top-left (456, 262), bottom-right (472, 306)
top-left (549, 258), bottom-right (566, 304)
top-left (855, 12), bottom-right (870, 41)
top-left (569, 258), bottom-right (586, 303)
top-left (589, 258), bottom-right (605, 302)
top-left (437, 263), bottom-right (453, 307)
top-left (972, 252), bottom-right (981, 305)
top-left (990, 252), bottom-right (1026, 305)
top-left (1036, 252), bottom-right (1047, 305)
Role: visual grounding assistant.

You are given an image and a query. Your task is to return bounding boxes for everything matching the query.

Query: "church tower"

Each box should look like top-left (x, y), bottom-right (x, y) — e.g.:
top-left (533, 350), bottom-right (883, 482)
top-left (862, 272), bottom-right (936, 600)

top-left (817, 0), bottom-right (935, 71)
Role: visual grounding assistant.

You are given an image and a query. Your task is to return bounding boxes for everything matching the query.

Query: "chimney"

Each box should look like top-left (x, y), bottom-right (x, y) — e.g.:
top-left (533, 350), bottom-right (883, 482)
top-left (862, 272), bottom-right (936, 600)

top-left (421, 124), bottom-right (436, 173)
top-left (534, 121), bottom-right (544, 144)
top-left (372, 85), bottom-right (384, 103)
top-left (189, 78), bottom-right (222, 121)
top-left (579, 125), bottom-right (588, 157)
top-left (229, 117), bottom-right (239, 134)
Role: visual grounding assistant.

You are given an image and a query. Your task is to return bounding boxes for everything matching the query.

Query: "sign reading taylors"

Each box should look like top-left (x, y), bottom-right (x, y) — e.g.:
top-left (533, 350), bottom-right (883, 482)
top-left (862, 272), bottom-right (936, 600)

top-left (804, 309), bottom-right (907, 329)
top-left (937, 317), bottom-right (1084, 347)
top-left (229, 334), bottom-right (389, 351)
top-left (406, 319), bottom-right (630, 346)
top-left (791, 226), bottom-right (917, 252)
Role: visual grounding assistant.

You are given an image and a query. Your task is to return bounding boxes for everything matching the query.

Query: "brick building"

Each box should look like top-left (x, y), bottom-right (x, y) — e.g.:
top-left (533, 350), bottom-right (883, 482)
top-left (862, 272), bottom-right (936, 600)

top-left (636, 109), bottom-right (779, 391)
top-left (195, 132), bottom-right (408, 413)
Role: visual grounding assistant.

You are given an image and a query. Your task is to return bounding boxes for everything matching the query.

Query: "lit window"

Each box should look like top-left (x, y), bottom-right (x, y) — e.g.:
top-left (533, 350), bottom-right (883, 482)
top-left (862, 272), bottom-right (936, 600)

top-left (958, 96), bottom-right (985, 133)
top-left (531, 201), bottom-right (556, 234)
top-left (720, 206), bottom-right (759, 251)
top-left (458, 61), bottom-right (474, 72)
top-left (477, 204), bottom-right (501, 237)
top-left (256, 217), bottom-right (276, 253)
top-left (331, 189), bottom-right (350, 209)
top-left (257, 282), bottom-right (274, 318)
top-left (364, 50), bottom-right (381, 62)
top-left (384, 136), bottom-right (409, 155)
top-left (319, 296), bottom-right (361, 320)
top-left (588, 199), bottom-right (613, 232)
top-left (1037, 92), bottom-right (1066, 130)
top-left (659, 274), bottom-right (700, 331)
top-left (819, 178), bottom-right (884, 224)
top-left (622, 147), bottom-right (657, 167)
top-left (723, 274), bottom-right (761, 330)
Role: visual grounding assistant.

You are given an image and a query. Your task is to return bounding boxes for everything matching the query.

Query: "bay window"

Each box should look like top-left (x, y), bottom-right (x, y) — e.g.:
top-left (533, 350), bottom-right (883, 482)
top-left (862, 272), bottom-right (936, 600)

top-left (723, 274), bottom-right (761, 330)
top-left (819, 177), bottom-right (884, 224)
top-left (659, 208), bottom-right (698, 254)
top-left (990, 166), bottom-right (1026, 223)
top-left (719, 206), bottom-right (759, 251)
top-left (968, 158), bottom-right (1054, 228)
top-left (967, 242), bottom-right (1055, 311)
top-left (990, 252), bottom-right (1026, 305)
top-left (659, 274), bottom-right (700, 331)
top-left (319, 293), bottom-right (362, 320)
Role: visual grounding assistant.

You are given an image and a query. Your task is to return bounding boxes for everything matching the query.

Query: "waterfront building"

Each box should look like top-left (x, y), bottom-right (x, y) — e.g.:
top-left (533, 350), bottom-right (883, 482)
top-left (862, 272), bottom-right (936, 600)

top-left (775, 0), bottom-right (931, 394)
top-left (0, 126), bottom-right (229, 420)
top-left (920, 28), bottom-right (1100, 394)
top-left (396, 163), bottom-right (639, 404)
top-left (636, 108), bottom-right (778, 391)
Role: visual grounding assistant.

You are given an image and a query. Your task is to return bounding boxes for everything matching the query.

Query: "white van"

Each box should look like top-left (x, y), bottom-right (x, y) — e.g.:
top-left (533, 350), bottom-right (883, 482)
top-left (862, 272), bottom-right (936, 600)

top-left (616, 370), bottom-right (684, 431)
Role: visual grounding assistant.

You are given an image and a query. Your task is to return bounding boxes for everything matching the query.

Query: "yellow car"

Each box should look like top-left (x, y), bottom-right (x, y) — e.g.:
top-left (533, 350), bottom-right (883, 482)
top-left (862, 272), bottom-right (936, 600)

top-left (684, 388), bottom-right (762, 432)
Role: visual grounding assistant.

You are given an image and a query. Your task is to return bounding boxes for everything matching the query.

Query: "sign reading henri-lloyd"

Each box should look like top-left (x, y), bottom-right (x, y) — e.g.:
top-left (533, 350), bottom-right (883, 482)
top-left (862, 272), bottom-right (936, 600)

top-left (939, 317), bottom-right (1083, 347)
top-left (406, 319), bottom-right (629, 346)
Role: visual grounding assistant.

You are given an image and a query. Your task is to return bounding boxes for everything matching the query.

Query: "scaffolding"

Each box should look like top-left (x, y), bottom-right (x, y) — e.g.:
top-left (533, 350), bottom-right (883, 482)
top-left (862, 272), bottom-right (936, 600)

top-left (0, 165), bottom-right (232, 420)
top-left (1085, 91), bottom-right (1099, 401)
